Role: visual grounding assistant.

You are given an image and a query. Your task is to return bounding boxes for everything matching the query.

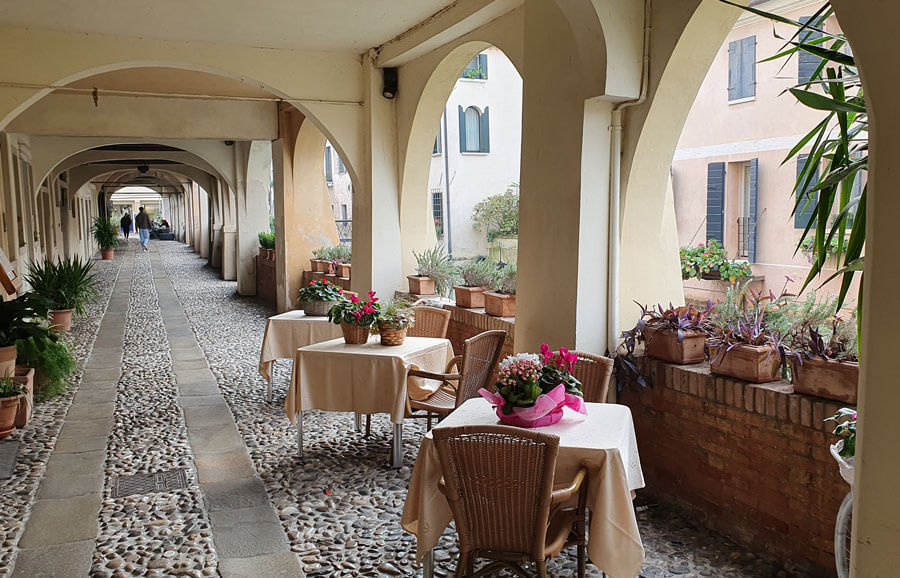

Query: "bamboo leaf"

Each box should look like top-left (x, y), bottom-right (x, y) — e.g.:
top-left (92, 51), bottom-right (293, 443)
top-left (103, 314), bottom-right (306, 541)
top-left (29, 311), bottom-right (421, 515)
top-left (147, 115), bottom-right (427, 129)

top-left (789, 88), bottom-right (867, 114)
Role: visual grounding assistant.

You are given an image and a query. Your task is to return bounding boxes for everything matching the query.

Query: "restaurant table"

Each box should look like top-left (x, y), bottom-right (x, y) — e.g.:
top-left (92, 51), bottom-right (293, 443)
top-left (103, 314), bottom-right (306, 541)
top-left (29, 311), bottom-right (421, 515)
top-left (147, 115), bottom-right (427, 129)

top-left (285, 336), bottom-right (454, 467)
top-left (258, 310), bottom-right (344, 402)
top-left (401, 398), bottom-right (645, 578)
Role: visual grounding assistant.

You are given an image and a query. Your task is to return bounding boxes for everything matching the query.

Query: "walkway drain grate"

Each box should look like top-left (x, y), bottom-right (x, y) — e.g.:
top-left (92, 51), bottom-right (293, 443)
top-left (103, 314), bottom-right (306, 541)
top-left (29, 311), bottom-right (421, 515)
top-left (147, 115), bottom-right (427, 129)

top-left (111, 469), bottom-right (189, 498)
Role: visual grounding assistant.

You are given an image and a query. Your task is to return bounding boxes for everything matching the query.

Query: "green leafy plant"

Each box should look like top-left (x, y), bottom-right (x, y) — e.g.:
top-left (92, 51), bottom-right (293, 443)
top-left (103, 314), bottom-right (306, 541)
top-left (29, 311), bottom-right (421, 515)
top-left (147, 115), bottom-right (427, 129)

top-left (91, 216), bottom-right (119, 251)
top-left (298, 278), bottom-right (344, 303)
top-left (459, 258), bottom-right (500, 288)
top-left (413, 244), bottom-right (459, 296)
top-left (463, 67), bottom-right (486, 80)
top-left (679, 240), bottom-right (752, 281)
top-left (376, 297), bottom-right (415, 331)
top-left (26, 256), bottom-right (99, 316)
top-left (0, 376), bottom-right (22, 398)
top-left (328, 291), bottom-right (380, 327)
top-left (330, 244), bottom-right (351, 263)
top-left (472, 183), bottom-right (519, 242)
top-left (826, 407), bottom-right (857, 458)
top-left (257, 231), bottom-right (275, 249)
top-left (492, 263), bottom-right (517, 295)
top-left (312, 246), bottom-right (330, 259)
top-left (0, 293), bottom-right (55, 348)
top-left (16, 336), bottom-right (76, 401)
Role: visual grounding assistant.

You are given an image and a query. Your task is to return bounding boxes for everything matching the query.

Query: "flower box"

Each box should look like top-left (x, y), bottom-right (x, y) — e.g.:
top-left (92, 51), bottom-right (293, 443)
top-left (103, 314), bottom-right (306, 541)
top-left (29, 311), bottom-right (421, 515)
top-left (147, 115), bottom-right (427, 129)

top-left (314, 259), bottom-right (332, 273)
top-left (338, 263), bottom-right (351, 278)
top-left (453, 285), bottom-right (486, 309)
top-left (789, 357), bottom-right (858, 404)
top-left (644, 327), bottom-right (706, 364)
top-left (407, 275), bottom-right (435, 295)
top-left (484, 291), bottom-right (516, 317)
top-left (708, 343), bottom-right (780, 383)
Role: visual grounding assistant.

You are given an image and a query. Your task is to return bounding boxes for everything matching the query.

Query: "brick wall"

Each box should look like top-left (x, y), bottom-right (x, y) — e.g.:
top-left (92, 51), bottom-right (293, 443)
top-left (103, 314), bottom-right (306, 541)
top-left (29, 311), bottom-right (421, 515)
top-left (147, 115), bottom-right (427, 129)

top-left (619, 360), bottom-right (853, 575)
top-left (443, 305), bottom-right (515, 358)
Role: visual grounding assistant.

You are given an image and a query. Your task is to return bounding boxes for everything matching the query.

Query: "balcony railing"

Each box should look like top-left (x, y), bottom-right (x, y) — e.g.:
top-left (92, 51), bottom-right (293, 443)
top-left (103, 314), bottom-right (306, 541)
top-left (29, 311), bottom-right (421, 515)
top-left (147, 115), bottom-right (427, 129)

top-left (736, 216), bottom-right (750, 259)
top-left (335, 219), bottom-right (352, 243)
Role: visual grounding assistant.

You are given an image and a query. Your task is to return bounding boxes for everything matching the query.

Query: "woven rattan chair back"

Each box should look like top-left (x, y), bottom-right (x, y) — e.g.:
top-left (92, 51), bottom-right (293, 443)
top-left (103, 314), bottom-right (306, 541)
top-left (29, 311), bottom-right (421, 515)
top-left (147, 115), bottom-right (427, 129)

top-left (433, 425), bottom-right (560, 562)
top-left (407, 306), bottom-right (451, 338)
top-left (570, 350), bottom-right (614, 403)
top-left (455, 330), bottom-right (507, 406)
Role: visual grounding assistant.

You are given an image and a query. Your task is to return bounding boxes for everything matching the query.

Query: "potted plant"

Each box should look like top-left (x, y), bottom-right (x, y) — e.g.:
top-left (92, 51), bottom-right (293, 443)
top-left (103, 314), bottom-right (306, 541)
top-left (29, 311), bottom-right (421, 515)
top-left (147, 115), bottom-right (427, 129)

top-left (680, 240), bottom-right (752, 282)
top-left (258, 231), bottom-right (275, 260)
top-left (706, 280), bottom-right (794, 383)
top-left (297, 278), bottom-right (344, 316)
top-left (13, 365), bottom-right (35, 428)
top-left (331, 245), bottom-right (352, 278)
top-left (0, 293), bottom-right (54, 377)
top-left (409, 244), bottom-right (457, 296)
top-left (91, 216), bottom-right (119, 260)
top-left (16, 336), bottom-right (76, 402)
top-left (453, 259), bottom-right (499, 309)
top-left (328, 291), bottom-right (380, 344)
top-left (26, 256), bottom-right (100, 332)
top-left (484, 264), bottom-right (516, 317)
top-left (479, 344), bottom-right (585, 428)
top-left (629, 301), bottom-right (713, 364)
top-left (313, 247), bottom-right (335, 273)
top-left (0, 376), bottom-right (23, 439)
top-left (376, 298), bottom-right (415, 346)
top-left (788, 312), bottom-right (859, 403)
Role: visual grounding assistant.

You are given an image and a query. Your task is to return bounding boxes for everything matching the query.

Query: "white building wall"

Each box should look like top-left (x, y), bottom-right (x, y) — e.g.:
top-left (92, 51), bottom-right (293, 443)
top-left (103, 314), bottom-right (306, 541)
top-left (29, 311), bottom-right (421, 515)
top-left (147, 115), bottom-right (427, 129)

top-left (428, 47), bottom-right (522, 259)
top-left (324, 141), bottom-right (353, 242)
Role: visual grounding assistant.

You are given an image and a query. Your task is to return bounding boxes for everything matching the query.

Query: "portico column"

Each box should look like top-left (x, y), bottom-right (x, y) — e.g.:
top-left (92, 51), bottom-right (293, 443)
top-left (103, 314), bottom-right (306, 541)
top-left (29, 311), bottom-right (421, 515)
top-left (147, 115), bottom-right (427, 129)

top-left (235, 141), bottom-right (272, 296)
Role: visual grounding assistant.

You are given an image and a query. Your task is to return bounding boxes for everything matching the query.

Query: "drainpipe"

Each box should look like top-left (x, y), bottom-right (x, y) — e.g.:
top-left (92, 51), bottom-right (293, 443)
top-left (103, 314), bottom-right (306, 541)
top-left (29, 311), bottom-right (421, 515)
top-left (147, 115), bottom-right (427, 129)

top-left (442, 106), bottom-right (453, 256)
top-left (608, 0), bottom-right (651, 355)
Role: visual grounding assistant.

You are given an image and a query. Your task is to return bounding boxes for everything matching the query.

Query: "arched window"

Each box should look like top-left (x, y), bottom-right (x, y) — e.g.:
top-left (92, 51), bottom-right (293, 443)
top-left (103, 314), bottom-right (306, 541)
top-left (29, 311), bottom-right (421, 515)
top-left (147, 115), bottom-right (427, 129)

top-left (458, 105), bottom-right (490, 153)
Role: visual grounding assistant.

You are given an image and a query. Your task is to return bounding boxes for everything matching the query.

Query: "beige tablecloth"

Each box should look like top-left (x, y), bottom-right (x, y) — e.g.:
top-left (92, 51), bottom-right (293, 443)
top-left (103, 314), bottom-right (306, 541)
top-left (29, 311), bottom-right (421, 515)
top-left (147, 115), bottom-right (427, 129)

top-left (401, 399), bottom-right (645, 578)
top-left (285, 336), bottom-right (454, 424)
top-left (258, 310), bottom-right (344, 382)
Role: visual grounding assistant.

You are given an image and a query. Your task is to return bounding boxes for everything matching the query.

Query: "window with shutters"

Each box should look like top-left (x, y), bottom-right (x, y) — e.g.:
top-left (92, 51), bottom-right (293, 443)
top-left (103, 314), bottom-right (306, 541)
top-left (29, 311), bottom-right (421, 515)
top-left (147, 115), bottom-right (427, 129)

top-left (460, 53), bottom-right (488, 80)
top-left (795, 154), bottom-right (819, 229)
top-left (798, 17), bottom-right (823, 84)
top-left (433, 125), bottom-right (442, 155)
top-left (728, 36), bottom-right (756, 102)
top-left (431, 188), bottom-right (444, 239)
top-left (337, 157), bottom-right (346, 175)
top-left (458, 106), bottom-right (490, 153)
top-left (324, 146), bottom-right (333, 183)
top-left (736, 160), bottom-right (758, 261)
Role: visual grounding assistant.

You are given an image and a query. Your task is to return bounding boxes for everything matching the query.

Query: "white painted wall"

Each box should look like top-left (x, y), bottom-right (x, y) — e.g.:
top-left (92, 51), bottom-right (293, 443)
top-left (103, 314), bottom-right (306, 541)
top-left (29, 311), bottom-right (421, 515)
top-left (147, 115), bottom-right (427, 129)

top-left (427, 47), bottom-right (522, 259)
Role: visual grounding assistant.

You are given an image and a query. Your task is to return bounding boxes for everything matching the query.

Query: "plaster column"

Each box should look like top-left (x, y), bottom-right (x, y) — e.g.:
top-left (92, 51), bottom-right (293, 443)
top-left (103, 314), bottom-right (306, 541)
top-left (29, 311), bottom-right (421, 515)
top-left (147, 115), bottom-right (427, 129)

top-left (221, 182), bottom-right (237, 281)
top-left (235, 141), bottom-right (271, 296)
top-left (199, 187), bottom-right (210, 260)
top-left (515, 0), bottom-right (612, 354)
top-left (209, 184), bottom-right (224, 269)
top-left (352, 57), bottom-right (404, 298)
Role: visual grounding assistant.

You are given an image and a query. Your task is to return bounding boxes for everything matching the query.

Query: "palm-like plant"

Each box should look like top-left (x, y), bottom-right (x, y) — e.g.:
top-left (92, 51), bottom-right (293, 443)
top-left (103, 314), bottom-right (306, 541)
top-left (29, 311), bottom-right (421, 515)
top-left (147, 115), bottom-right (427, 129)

top-left (0, 293), bottom-right (55, 347)
top-left (26, 256), bottom-right (99, 316)
top-left (91, 216), bottom-right (119, 251)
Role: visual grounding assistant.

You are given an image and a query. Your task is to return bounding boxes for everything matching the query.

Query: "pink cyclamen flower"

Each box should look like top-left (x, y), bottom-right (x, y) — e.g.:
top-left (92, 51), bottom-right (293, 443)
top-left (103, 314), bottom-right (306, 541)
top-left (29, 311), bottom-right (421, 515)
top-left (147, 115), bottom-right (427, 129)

top-left (349, 294), bottom-right (360, 304)
top-left (852, 412), bottom-right (857, 420)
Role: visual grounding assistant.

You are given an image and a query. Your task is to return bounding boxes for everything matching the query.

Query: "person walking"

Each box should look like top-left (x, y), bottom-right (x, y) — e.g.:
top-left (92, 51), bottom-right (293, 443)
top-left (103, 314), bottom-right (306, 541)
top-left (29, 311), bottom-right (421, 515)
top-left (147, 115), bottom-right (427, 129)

top-left (135, 206), bottom-right (152, 251)
top-left (120, 211), bottom-right (133, 240)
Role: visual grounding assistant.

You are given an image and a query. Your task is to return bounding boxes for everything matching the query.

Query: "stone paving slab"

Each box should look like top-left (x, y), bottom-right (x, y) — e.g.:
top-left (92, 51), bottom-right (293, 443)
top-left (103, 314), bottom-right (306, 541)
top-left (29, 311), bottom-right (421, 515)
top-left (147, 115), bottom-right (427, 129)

top-left (171, 358), bottom-right (210, 370)
top-left (72, 388), bottom-right (118, 405)
top-left (178, 382), bottom-right (222, 397)
top-left (0, 441), bottom-right (18, 479)
top-left (18, 495), bottom-right (101, 547)
top-left (43, 450), bottom-right (105, 477)
top-left (218, 551), bottom-right (303, 578)
top-left (11, 539), bottom-right (95, 578)
top-left (182, 403), bottom-right (234, 428)
top-left (85, 352), bottom-right (124, 369)
top-left (58, 416), bottom-right (113, 439)
top-left (81, 367), bottom-right (123, 383)
top-left (178, 394), bottom-right (227, 407)
top-left (171, 347), bottom-right (207, 362)
top-left (53, 435), bottom-right (109, 454)
top-left (66, 402), bottom-right (116, 421)
top-left (192, 449), bottom-right (256, 484)
top-left (35, 471), bottom-right (104, 499)
top-left (175, 367), bottom-right (217, 384)
top-left (207, 505), bottom-right (288, 558)
top-left (187, 424), bottom-right (247, 454)
top-left (201, 478), bottom-right (271, 512)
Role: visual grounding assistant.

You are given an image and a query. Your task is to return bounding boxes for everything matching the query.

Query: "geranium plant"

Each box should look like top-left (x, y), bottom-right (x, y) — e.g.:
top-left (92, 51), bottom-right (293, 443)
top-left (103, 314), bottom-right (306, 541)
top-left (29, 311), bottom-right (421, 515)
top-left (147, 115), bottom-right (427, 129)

top-left (826, 408), bottom-right (857, 458)
top-left (298, 278), bottom-right (343, 303)
top-left (328, 291), bottom-right (380, 327)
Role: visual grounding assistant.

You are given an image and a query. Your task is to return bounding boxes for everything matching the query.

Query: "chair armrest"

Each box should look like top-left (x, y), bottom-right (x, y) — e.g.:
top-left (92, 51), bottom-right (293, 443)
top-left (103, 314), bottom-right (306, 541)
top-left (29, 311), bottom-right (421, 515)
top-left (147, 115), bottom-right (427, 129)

top-left (408, 369), bottom-right (462, 382)
top-left (445, 355), bottom-right (463, 373)
top-left (550, 467), bottom-right (587, 506)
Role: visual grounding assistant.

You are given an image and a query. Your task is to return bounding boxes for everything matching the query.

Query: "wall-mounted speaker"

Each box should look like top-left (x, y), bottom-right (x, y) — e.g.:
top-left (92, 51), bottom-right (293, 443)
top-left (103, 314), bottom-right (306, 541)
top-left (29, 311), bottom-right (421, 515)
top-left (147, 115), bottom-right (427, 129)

top-left (383, 68), bottom-right (398, 99)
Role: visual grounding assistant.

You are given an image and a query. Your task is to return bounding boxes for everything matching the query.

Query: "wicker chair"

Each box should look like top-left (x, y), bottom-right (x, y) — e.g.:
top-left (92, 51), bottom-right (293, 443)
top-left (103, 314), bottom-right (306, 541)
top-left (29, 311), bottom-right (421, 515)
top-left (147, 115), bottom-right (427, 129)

top-left (433, 425), bottom-right (587, 578)
top-left (407, 305), bottom-right (451, 338)
top-left (570, 350), bottom-right (614, 403)
top-left (407, 329), bottom-right (506, 429)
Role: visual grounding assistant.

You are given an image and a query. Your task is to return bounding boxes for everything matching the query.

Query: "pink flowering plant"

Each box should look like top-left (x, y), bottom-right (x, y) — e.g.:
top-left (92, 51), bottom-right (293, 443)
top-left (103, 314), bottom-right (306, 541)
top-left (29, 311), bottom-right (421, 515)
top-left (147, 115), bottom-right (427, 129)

top-left (327, 291), bottom-right (380, 327)
top-left (486, 345), bottom-right (583, 415)
top-left (298, 278), bottom-right (343, 303)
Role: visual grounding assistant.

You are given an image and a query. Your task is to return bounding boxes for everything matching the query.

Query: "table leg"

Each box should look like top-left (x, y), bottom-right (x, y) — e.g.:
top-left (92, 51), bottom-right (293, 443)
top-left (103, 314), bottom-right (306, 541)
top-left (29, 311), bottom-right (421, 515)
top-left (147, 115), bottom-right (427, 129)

top-left (267, 360), bottom-right (273, 403)
top-left (422, 549), bottom-right (434, 578)
top-left (297, 412), bottom-right (304, 458)
top-left (354, 412), bottom-right (362, 432)
top-left (267, 378), bottom-right (273, 404)
top-left (391, 422), bottom-right (403, 468)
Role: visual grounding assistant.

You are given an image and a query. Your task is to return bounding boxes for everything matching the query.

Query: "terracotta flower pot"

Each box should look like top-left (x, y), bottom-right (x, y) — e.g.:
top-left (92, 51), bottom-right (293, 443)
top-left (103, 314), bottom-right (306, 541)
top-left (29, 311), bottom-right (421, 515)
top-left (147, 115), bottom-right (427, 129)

top-left (13, 366), bottom-right (34, 428)
top-left (338, 263), bottom-right (352, 278)
top-left (262, 248), bottom-right (270, 260)
top-left (484, 291), bottom-right (516, 317)
top-left (314, 259), bottom-right (332, 273)
top-left (0, 394), bottom-right (22, 439)
top-left (708, 343), bottom-right (781, 383)
top-left (341, 322), bottom-right (371, 345)
top-left (309, 258), bottom-right (318, 272)
top-left (300, 300), bottom-right (338, 317)
top-left (267, 248), bottom-right (275, 260)
top-left (48, 309), bottom-right (74, 332)
top-left (101, 248), bottom-right (115, 260)
top-left (644, 327), bottom-right (707, 364)
top-left (378, 324), bottom-right (407, 346)
top-left (0, 344), bottom-right (16, 379)
top-left (453, 285), bottom-right (487, 309)
top-left (407, 275), bottom-right (435, 295)
top-left (789, 357), bottom-right (859, 404)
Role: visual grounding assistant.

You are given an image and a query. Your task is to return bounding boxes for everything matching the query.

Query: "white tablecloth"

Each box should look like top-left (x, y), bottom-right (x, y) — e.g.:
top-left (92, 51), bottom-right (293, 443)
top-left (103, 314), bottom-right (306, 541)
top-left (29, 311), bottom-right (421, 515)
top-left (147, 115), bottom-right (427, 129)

top-left (258, 310), bottom-right (343, 382)
top-left (285, 336), bottom-right (454, 424)
top-left (401, 398), bottom-right (645, 578)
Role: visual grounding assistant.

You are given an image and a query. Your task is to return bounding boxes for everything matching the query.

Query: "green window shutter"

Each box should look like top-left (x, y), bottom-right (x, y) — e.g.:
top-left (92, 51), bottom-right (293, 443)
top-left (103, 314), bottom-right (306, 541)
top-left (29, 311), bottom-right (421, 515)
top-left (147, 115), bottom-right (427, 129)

top-left (748, 158), bottom-right (759, 263)
top-left (458, 105), bottom-right (466, 152)
top-left (727, 40), bottom-right (739, 101)
top-left (480, 107), bottom-right (490, 153)
top-left (706, 162), bottom-right (726, 244)
top-left (795, 154), bottom-right (819, 228)
top-left (741, 36), bottom-right (756, 98)
top-left (324, 146), bottom-right (333, 182)
top-left (478, 53), bottom-right (488, 79)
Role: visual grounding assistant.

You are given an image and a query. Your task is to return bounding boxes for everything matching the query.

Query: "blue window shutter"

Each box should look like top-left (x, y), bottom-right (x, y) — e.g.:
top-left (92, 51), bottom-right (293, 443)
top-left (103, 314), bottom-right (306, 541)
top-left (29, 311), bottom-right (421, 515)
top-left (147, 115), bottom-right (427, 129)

top-left (706, 162), bottom-right (726, 244)
top-left (798, 17), bottom-right (823, 84)
top-left (795, 154), bottom-right (819, 228)
top-left (727, 40), bottom-right (739, 101)
top-left (748, 158), bottom-right (759, 263)
top-left (480, 107), bottom-right (490, 153)
top-left (458, 105), bottom-right (466, 152)
top-left (741, 36), bottom-right (756, 98)
top-left (478, 53), bottom-right (488, 79)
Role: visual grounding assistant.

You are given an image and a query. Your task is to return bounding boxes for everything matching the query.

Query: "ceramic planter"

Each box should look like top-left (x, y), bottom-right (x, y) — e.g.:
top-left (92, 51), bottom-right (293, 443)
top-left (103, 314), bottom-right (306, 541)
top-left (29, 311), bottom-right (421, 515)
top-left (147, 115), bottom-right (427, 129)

top-left (0, 344), bottom-right (16, 379)
top-left (708, 343), bottom-right (781, 383)
top-left (300, 300), bottom-right (338, 317)
top-left (378, 323), bottom-right (407, 346)
top-left (484, 291), bottom-right (516, 317)
top-left (13, 366), bottom-right (34, 428)
top-left (408, 275), bottom-right (435, 295)
top-left (338, 263), bottom-right (351, 278)
top-left (644, 327), bottom-right (706, 364)
top-left (48, 309), bottom-right (75, 332)
top-left (789, 357), bottom-right (859, 404)
top-left (101, 248), bottom-right (115, 260)
top-left (341, 322), bottom-right (370, 345)
top-left (453, 286), bottom-right (487, 309)
top-left (0, 394), bottom-right (21, 439)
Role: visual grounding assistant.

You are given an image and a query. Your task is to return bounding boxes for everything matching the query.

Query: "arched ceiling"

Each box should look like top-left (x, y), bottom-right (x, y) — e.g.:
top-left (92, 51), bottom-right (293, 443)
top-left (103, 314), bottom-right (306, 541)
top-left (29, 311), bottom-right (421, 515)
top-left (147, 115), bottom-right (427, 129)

top-left (66, 68), bottom-right (274, 99)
